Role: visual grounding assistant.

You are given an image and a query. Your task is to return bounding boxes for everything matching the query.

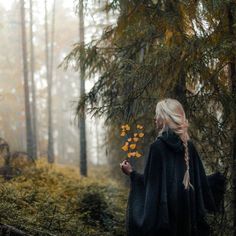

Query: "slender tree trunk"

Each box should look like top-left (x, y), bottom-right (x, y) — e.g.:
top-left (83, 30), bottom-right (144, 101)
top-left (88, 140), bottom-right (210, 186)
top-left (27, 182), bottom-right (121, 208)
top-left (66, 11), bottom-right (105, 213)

top-left (50, 0), bottom-right (56, 85)
top-left (227, 3), bottom-right (236, 235)
top-left (95, 117), bottom-right (99, 165)
top-left (45, 0), bottom-right (54, 163)
top-left (29, 0), bottom-right (37, 160)
top-left (79, 0), bottom-right (87, 176)
top-left (20, 0), bottom-right (34, 161)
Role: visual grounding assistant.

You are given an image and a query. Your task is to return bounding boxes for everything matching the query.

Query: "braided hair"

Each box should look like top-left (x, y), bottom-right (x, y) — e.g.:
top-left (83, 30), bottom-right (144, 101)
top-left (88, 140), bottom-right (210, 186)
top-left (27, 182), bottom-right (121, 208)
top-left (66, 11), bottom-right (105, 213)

top-left (155, 98), bottom-right (194, 190)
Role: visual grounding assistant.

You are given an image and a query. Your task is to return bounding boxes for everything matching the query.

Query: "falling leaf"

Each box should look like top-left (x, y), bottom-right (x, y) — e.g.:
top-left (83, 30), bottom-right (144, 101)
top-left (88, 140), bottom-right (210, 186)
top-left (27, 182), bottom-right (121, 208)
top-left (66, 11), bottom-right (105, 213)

top-left (137, 124), bottom-right (144, 129)
top-left (133, 137), bottom-right (139, 142)
top-left (121, 125), bottom-right (125, 129)
top-left (130, 144), bottom-right (136, 150)
top-left (127, 152), bottom-right (132, 158)
top-left (125, 124), bottom-right (130, 131)
top-left (134, 133), bottom-right (138, 137)
top-left (135, 151), bottom-right (142, 158)
top-left (138, 132), bottom-right (144, 138)
top-left (128, 138), bottom-right (132, 142)
top-left (122, 144), bottom-right (128, 152)
top-left (120, 131), bottom-right (126, 137)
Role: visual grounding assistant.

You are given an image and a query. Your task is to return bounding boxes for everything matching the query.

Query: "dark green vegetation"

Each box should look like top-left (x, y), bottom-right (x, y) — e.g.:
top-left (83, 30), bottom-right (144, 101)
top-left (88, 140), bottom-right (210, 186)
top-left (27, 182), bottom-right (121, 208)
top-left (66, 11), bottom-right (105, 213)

top-left (63, 1), bottom-right (236, 235)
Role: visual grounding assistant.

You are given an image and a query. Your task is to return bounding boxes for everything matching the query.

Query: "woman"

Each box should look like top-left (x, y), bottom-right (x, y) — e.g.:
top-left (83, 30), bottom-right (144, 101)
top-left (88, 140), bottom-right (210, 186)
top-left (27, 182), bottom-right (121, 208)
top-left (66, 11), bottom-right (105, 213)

top-left (120, 98), bottom-right (226, 236)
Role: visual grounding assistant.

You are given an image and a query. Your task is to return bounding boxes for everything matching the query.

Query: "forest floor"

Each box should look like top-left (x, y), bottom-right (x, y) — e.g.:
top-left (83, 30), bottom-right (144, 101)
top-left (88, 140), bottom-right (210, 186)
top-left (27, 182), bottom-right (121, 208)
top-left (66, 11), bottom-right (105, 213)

top-left (0, 159), bottom-right (128, 236)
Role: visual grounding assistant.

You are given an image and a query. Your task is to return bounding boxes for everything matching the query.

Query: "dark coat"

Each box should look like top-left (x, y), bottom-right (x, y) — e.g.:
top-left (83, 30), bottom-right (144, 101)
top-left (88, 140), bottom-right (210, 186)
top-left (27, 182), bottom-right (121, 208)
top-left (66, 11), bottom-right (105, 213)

top-left (126, 127), bottom-right (226, 236)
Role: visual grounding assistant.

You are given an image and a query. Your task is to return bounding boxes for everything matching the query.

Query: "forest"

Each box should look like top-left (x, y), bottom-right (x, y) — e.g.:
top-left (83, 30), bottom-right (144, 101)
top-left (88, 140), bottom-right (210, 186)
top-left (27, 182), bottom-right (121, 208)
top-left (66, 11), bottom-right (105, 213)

top-left (0, 0), bottom-right (235, 235)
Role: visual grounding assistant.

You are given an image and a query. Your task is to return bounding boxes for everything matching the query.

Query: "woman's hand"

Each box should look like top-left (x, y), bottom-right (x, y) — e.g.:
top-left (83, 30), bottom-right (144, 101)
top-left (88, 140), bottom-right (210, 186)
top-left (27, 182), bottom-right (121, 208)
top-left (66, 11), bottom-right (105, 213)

top-left (120, 159), bottom-right (133, 176)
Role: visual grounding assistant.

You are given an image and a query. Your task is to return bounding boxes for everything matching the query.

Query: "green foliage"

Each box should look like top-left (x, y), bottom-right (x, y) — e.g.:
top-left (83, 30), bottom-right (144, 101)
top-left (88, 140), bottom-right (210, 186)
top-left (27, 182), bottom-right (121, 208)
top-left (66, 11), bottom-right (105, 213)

top-left (0, 160), bottom-right (128, 236)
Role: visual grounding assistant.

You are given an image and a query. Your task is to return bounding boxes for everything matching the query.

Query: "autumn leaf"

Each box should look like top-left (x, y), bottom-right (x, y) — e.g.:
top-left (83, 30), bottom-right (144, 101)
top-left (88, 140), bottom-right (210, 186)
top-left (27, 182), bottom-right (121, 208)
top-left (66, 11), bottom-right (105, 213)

top-left (121, 125), bottom-right (125, 129)
top-left (133, 137), bottom-right (139, 142)
top-left (122, 144), bottom-right (128, 152)
top-left (120, 131), bottom-right (126, 137)
top-left (138, 132), bottom-right (144, 138)
top-left (127, 152), bottom-right (132, 158)
top-left (130, 144), bottom-right (136, 150)
top-left (137, 124), bottom-right (144, 129)
top-left (135, 151), bottom-right (142, 158)
top-left (125, 124), bottom-right (130, 131)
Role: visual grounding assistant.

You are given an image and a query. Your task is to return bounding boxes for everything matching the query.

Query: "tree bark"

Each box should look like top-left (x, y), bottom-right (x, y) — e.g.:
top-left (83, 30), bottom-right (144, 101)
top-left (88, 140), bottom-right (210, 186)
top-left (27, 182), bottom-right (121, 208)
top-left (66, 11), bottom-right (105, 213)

top-left (227, 2), bottom-right (236, 235)
top-left (79, 0), bottom-right (87, 176)
top-left (29, 0), bottom-right (37, 160)
top-left (45, 0), bottom-right (54, 163)
top-left (20, 0), bottom-right (34, 161)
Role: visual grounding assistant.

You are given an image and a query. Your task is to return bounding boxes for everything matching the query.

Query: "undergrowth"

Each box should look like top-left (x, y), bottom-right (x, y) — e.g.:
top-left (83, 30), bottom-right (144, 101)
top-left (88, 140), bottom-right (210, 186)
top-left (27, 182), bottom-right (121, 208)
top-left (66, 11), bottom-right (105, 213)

top-left (0, 159), bottom-right (128, 236)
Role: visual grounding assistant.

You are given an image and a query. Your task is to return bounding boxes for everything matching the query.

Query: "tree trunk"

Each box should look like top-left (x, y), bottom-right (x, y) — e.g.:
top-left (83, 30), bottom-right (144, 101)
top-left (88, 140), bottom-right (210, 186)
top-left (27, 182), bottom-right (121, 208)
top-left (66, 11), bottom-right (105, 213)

top-left (45, 0), bottom-right (54, 163)
top-left (20, 0), bottom-right (34, 161)
top-left (227, 2), bottom-right (236, 235)
top-left (29, 0), bottom-right (37, 160)
top-left (79, 0), bottom-right (87, 176)
top-left (95, 116), bottom-right (99, 165)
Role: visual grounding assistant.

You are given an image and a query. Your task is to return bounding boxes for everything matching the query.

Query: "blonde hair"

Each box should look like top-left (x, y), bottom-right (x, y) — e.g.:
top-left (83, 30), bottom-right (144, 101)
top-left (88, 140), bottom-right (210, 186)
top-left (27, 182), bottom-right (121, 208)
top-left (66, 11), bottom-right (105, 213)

top-left (155, 98), bottom-right (194, 190)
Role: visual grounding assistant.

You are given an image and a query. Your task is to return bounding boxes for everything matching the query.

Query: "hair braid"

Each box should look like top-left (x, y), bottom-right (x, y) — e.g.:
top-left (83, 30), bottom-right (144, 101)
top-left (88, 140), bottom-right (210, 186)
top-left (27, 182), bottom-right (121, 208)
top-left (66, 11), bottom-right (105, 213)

top-left (182, 138), bottom-right (194, 190)
top-left (155, 98), bottom-right (194, 190)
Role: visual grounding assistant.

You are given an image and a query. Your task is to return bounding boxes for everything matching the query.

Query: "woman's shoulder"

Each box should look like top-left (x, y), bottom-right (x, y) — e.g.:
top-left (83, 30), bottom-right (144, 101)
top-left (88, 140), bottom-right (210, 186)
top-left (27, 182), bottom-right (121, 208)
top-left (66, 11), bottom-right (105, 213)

top-left (151, 137), bottom-right (196, 152)
top-left (150, 138), bottom-right (168, 151)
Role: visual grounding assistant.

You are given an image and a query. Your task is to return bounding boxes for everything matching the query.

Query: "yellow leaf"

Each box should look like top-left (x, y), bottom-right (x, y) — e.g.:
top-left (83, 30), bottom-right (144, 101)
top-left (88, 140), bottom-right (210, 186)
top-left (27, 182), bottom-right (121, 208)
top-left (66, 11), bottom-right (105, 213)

top-left (135, 151), bottom-right (142, 158)
top-left (125, 124), bottom-right (130, 131)
top-left (138, 125), bottom-right (143, 129)
top-left (134, 133), bottom-right (138, 137)
top-left (127, 152), bottom-right (136, 158)
top-left (122, 145), bottom-right (128, 152)
top-left (127, 152), bottom-right (132, 158)
top-left (133, 137), bottom-right (139, 142)
top-left (138, 133), bottom-right (144, 138)
top-left (130, 144), bottom-right (136, 150)
top-left (120, 131), bottom-right (126, 137)
top-left (128, 138), bottom-right (132, 142)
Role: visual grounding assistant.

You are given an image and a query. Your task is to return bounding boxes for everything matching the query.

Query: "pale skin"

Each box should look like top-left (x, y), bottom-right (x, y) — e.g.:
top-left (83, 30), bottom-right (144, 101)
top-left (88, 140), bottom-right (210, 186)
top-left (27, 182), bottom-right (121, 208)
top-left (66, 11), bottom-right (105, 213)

top-left (120, 117), bottom-right (159, 176)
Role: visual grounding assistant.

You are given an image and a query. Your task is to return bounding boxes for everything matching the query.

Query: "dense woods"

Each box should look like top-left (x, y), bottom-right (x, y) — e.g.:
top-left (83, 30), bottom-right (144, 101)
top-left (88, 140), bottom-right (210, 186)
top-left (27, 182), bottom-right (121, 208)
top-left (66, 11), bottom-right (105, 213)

top-left (0, 0), bottom-right (235, 235)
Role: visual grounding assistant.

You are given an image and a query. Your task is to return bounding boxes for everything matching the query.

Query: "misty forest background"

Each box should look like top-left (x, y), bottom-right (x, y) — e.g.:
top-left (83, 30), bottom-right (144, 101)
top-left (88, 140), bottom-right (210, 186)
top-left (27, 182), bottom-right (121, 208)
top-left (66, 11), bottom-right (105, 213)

top-left (0, 0), bottom-right (235, 235)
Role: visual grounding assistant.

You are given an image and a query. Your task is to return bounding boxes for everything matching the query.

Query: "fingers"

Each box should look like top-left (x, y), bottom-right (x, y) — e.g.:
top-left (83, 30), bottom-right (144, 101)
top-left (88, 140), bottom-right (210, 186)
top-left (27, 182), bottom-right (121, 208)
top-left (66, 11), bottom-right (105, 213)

top-left (120, 160), bottom-right (131, 173)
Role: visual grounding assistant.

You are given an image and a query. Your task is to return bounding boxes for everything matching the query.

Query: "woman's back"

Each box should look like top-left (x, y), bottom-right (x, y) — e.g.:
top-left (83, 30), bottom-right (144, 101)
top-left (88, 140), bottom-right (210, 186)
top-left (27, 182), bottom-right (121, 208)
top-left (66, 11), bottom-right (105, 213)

top-left (120, 99), bottom-right (225, 236)
top-left (126, 127), bottom-right (225, 236)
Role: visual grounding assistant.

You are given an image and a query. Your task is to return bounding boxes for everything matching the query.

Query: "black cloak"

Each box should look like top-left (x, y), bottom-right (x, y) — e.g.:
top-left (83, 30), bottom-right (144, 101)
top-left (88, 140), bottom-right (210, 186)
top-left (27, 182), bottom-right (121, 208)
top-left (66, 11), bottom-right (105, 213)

top-left (126, 127), bottom-right (226, 236)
